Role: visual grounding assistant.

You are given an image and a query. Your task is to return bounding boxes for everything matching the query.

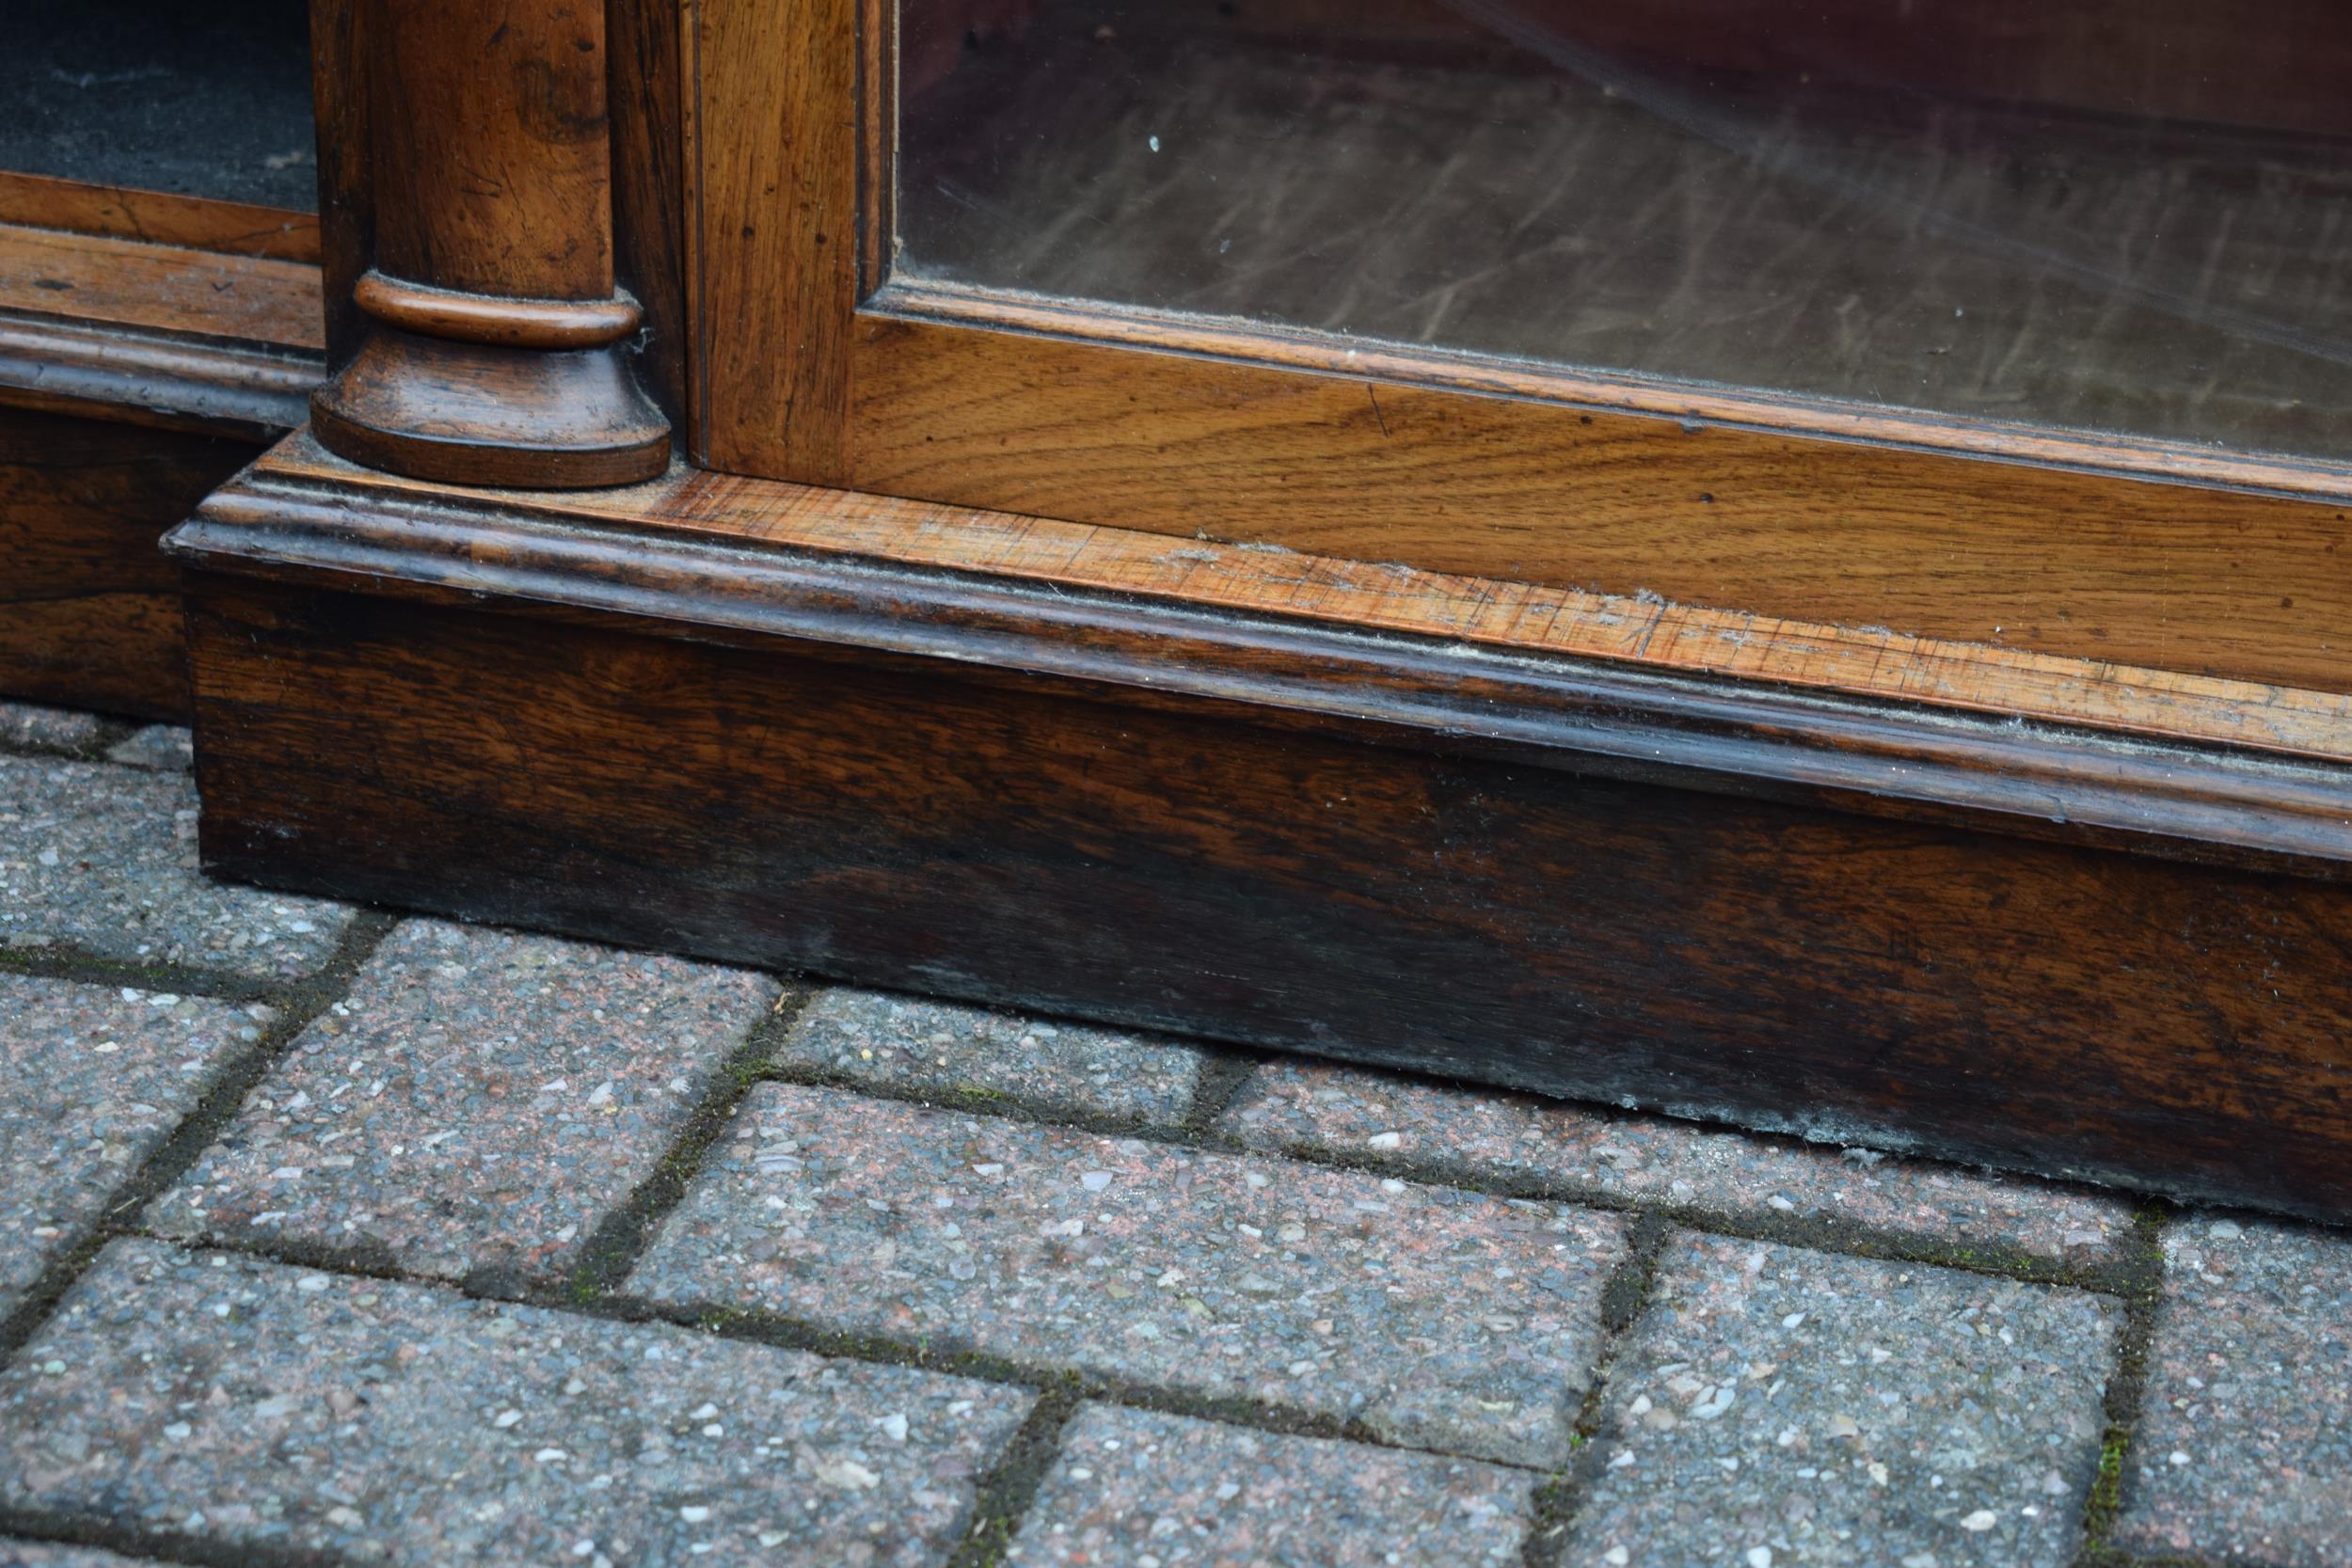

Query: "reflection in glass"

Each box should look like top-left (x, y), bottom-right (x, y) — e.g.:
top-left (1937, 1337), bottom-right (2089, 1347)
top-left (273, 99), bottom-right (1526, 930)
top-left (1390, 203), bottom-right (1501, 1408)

top-left (898, 0), bottom-right (2352, 460)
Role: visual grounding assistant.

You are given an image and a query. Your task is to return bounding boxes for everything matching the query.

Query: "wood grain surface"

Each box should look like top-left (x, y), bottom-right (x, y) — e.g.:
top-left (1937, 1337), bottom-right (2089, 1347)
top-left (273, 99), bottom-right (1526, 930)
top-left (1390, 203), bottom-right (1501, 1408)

top-left (176, 551), bottom-right (2352, 1220)
top-left (0, 408), bottom-right (251, 720)
top-left (258, 434), bottom-right (2352, 766)
top-left (0, 172), bottom-right (320, 262)
top-left (846, 306), bottom-right (2352, 692)
top-left (0, 222), bottom-right (324, 352)
top-left (685, 0), bottom-right (857, 481)
top-left (305, 0), bottom-right (671, 487)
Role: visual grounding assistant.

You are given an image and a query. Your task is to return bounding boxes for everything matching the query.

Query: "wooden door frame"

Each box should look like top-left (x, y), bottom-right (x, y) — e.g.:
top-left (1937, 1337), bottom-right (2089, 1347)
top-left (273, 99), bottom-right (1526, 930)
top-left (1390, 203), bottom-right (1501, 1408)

top-left (676, 0), bottom-right (2352, 694)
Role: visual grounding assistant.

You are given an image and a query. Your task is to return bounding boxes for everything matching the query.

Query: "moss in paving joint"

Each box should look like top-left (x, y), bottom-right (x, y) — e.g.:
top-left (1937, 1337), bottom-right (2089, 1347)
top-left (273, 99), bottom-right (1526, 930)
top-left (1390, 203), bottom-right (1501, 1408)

top-left (0, 942), bottom-right (279, 1005)
top-left (2069, 1204), bottom-right (2172, 1568)
top-left (559, 986), bottom-right (817, 1303)
top-left (0, 911), bottom-right (398, 1362)
top-left (1518, 1211), bottom-right (1671, 1568)
top-left (946, 1382), bottom-right (1082, 1568)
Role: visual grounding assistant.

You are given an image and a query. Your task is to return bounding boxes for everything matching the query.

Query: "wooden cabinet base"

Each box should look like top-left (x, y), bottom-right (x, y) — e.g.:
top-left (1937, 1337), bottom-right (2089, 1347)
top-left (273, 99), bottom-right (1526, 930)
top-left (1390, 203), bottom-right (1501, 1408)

top-left (0, 409), bottom-right (256, 721)
top-left (169, 440), bottom-right (2352, 1222)
top-left (0, 202), bottom-right (324, 720)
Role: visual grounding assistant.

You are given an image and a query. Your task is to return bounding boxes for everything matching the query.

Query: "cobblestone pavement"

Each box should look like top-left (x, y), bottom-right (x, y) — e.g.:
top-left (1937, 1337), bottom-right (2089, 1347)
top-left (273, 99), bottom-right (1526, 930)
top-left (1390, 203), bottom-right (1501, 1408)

top-left (0, 697), bottom-right (2346, 1568)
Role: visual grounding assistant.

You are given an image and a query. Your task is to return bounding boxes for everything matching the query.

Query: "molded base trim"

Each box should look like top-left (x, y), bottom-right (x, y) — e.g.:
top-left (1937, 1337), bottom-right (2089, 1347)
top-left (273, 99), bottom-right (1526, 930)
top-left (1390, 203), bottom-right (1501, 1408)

top-left (167, 452), bottom-right (2352, 1221)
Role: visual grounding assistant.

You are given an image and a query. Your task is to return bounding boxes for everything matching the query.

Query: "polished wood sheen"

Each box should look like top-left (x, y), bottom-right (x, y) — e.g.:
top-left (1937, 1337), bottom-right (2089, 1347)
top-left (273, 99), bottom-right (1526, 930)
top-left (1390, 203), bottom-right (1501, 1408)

top-left (307, 0), bottom-right (670, 486)
top-left (168, 443), bottom-right (2352, 1219)
top-left (845, 298), bottom-right (2352, 692)
top-left (0, 216), bottom-right (322, 437)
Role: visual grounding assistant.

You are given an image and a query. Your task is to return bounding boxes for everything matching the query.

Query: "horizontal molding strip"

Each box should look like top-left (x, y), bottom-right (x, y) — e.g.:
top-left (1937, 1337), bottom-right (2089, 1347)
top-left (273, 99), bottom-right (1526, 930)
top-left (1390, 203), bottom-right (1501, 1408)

top-left (171, 457), bottom-right (2352, 875)
top-left (0, 311), bottom-right (319, 436)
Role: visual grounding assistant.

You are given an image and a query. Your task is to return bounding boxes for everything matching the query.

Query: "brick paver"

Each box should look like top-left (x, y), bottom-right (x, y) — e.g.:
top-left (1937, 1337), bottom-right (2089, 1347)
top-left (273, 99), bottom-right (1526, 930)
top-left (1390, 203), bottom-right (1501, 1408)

top-left (631, 1083), bottom-right (1627, 1466)
top-left (0, 705), bottom-right (102, 753)
top-left (7, 698), bottom-right (2352, 1568)
top-left (1006, 1403), bottom-right (1534, 1567)
top-left (150, 920), bottom-right (783, 1281)
top-left (1222, 1062), bottom-right (2134, 1264)
top-left (1567, 1233), bottom-right (2118, 1568)
top-left (2115, 1217), bottom-right (2352, 1566)
top-left (0, 975), bottom-right (258, 1319)
top-left (775, 988), bottom-right (1211, 1127)
top-left (0, 1240), bottom-right (1033, 1568)
top-left (0, 754), bottom-right (353, 976)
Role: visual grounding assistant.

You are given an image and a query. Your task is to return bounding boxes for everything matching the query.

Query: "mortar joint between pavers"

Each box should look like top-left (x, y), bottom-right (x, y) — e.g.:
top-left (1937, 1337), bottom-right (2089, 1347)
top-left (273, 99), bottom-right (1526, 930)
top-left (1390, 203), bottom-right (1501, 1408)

top-left (1514, 1210), bottom-right (1676, 1568)
top-left (1176, 1050), bottom-right (1269, 1142)
top-left (756, 1057), bottom-right (1183, 1145)
top-left (2071, 1203), bottom-right (2178, 1567)
top-left (1264, 1135), bottom-right (2145, 1298)
top-left (557, 982), bottom-right (824, 1303)
top-left (0, 712), bottom-right (143, 768)
top-left (580, 1283), bottom-right (1567, 1478)
top-left (0, 1497), bottom-right (362, 1568)
top-left (0, 911), bottom-right (397, 1361)
top-left (0, 943), bottom-right (281, 1006)
top-left (744, 1051), bottom-right (2140, 1301)
top-left (943, 1382), bottom-right (1085, 1568)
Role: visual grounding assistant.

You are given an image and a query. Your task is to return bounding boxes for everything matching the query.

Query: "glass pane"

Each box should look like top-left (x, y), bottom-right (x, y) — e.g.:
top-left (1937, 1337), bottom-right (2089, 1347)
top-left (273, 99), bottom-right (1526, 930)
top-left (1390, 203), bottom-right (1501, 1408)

top-left (3, 0), bottom-right (316, 211)
top-left (898, 0), bottom-right (2352, 461)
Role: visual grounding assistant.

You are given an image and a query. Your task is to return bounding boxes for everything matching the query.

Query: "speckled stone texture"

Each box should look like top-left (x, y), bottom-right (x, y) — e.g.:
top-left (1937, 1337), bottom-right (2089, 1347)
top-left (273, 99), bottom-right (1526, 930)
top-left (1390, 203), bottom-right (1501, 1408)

top-left (774, 989), bottom-right (1210, 1127)
top-left (0, 706), bottom-right (101, 753)
top-left (2114, 1217), bottom-right (2352, 1566)
top-left (0, 754), bottom-right (353, 976)
top-left (0, 1239), bottom-right (1031, 1568)
top-left (103, 726), bottom-right (193, 772)
top-left (0, 1543), bottom-right (195, 1567)
top-left (149, 920), bottom-right (782, 1280)
top-left (1222, 1063), bottom-right (2132, 1264)
top-left (0, 975), bottom-right (260, 1318)
top-left (1568, 1234), bottom-right (2118, 1568)
top-left (632, 1084), bottom-right (1627, 1466)
top-left (1007, 1403), bottom-right (1534, 1567)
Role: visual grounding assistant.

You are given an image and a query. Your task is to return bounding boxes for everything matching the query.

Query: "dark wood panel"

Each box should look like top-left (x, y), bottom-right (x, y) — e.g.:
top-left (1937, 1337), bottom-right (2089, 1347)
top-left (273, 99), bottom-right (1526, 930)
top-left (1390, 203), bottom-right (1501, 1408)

top-left (180, 572), bottom-right (2352, 1222)
top-left (0, 408), bottom-right (257, 720)
top-left (168, 455), bottom-right (2352, 1219)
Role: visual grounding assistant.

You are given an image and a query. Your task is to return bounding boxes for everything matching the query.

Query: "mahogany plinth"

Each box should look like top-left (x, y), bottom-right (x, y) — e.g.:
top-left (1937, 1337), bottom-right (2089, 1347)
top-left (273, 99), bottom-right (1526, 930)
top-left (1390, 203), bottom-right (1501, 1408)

top-left (311, 325), bottom-right (671, 489)
top-left (167, 437), bottom-right (2352, 1223)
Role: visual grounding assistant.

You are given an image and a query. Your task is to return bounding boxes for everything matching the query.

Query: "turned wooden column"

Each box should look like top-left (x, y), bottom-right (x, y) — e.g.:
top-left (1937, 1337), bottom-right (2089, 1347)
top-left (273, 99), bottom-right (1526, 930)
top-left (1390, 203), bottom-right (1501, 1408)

top-left (309, 0), bottom-right (670, 488)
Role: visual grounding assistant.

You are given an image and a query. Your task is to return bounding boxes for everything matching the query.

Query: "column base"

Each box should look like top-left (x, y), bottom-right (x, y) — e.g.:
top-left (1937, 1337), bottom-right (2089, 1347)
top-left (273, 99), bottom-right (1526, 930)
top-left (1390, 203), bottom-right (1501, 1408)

top-left (310, 326), bottom-right (671, 489)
